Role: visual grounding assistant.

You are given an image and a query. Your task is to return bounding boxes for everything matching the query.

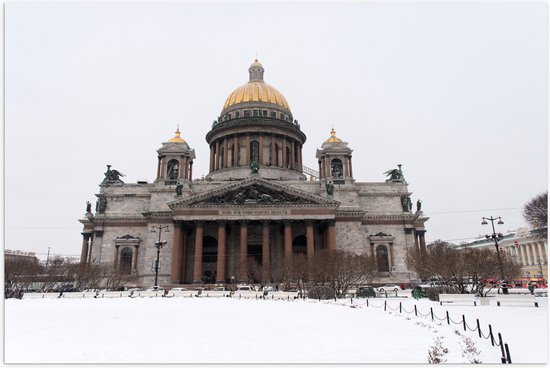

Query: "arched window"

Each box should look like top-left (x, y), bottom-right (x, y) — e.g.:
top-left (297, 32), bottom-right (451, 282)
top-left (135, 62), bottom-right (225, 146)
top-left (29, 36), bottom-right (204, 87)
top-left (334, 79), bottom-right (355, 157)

top-left (120, 247), bottom-right (133, 275)
top-left (250, 141), bottom-right (259, 164)
top-left (376, 245), bottom-right (389, 272)
top-left (230, 145), bottom-right (235, 166)
top-left (220, 147), bottom-right (225, 168)
top-left (331, 158), bottom-right (343, 178)
top-left (167, 159), bottom-right (179, 180)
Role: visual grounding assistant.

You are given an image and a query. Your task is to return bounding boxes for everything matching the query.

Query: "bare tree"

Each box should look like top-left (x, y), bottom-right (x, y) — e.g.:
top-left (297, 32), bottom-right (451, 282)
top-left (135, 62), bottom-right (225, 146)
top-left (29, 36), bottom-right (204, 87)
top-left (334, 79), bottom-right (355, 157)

top-left (5, 256), bottom-right (43, 298)
top-left (311, 250), bottom-right (366, 298)
top-left (523, 191), bottom-right (547, 240)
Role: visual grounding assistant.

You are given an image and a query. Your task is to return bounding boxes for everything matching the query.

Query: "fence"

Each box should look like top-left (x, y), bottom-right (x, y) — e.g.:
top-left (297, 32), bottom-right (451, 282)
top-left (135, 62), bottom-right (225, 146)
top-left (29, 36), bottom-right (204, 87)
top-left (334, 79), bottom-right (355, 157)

top-left (347, 297), bottom-right (511, 364)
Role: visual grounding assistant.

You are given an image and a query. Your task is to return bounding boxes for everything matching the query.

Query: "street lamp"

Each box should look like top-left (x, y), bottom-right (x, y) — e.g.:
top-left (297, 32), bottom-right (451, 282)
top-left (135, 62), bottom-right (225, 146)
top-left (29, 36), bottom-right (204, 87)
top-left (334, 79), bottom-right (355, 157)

top-left (46, 247), bottom-right (51, 268)
top-left (482, 216), bottom-right (508, 294)
top-left (151, 225), bottom-right (169, 288)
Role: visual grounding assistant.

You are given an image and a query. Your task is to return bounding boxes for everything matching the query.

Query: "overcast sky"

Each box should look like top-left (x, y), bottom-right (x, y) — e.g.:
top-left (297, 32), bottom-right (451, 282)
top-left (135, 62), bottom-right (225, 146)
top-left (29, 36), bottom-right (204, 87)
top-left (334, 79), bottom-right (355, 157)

top-left (4, 1), bottom-right (547, 260)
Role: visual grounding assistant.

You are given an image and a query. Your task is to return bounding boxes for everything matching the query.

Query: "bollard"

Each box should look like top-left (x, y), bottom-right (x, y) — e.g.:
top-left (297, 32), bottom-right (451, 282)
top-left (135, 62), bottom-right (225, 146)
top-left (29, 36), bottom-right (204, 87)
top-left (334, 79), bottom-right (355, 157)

top-left (504, 343), bottom-right (511, 363)
top-left (239, 294), bottom-right (241, 299)
top-left (498, 333), bottom-right (506, 363)
top-left (384, 300), bottom-right (387, 311)
top-left (430, 307), bottom-right (434, 321)
top-left (446, 311), bottom-right (449, 325)
top-left (366, 299), bottom-right (369, 307)
top-left (399, 302), bottom-right (402, 313)
top-left (489, 324), bottom-right (494, 346)
top-left (462, 315), bottom-right (466, 332)
top-left (476, 319), bottom-right (481, 338)
top-left (351, 297), bottom-right (353, 304)
top-left (414, 305), bottom-right (417, 316)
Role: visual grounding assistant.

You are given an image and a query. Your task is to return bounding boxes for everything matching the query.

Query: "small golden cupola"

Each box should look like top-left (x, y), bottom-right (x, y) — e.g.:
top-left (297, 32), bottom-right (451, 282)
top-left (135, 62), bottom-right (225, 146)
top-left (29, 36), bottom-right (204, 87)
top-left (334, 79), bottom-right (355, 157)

top-left (168, 126), bottom-right (186, 143)
top-left (325, 128), bottom-right (343, 143)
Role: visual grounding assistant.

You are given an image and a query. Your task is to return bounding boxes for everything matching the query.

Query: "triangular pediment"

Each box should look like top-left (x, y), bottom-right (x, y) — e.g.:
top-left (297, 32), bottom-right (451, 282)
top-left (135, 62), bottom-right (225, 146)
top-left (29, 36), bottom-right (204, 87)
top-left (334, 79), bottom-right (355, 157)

top-left (169, 177), bottom-right (339, 209)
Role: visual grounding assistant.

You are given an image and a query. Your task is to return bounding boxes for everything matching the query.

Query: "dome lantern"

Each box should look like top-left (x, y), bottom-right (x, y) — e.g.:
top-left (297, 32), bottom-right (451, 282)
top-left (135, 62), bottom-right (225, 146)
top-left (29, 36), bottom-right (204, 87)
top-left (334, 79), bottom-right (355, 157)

top-left (248, 59), bottom-right (264, 82)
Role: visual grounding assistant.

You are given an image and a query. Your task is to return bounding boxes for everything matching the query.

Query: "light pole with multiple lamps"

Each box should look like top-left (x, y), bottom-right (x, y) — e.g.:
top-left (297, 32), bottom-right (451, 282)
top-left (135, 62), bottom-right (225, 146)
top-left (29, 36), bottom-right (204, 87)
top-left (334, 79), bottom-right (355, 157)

top-left (151, 225), bottom-right (169, 288)
top-left (482, 216), bottom-right (508, 294)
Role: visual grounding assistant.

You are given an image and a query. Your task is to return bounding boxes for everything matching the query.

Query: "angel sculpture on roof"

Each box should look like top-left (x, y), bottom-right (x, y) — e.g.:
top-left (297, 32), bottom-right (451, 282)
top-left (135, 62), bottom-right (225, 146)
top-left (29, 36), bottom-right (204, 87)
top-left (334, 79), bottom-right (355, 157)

top-left (384, 164), bottom-right (405, 183)
top-left (102, 164), bottom-right (125, 184)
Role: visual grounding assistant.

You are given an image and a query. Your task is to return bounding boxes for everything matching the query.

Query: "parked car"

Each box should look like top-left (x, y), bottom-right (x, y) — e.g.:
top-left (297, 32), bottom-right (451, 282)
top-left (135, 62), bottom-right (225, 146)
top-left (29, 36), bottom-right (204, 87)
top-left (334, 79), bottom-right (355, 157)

top-left (236, 285), bottom-right (254, 291)
top-left (411, 286), bottom-right (428, 298)
top-left (212, 287), bottom-right (225, 291)
top-left (170, 287), bottom-right (187, 291)
top-left (146, 286), bottom-right (165, 292)
top-left (356, 286), bottom-right (376, 298)
top-left (262, 286), bottom-right (275, 292)
top-left (378, 284), bottom-right (400, 293)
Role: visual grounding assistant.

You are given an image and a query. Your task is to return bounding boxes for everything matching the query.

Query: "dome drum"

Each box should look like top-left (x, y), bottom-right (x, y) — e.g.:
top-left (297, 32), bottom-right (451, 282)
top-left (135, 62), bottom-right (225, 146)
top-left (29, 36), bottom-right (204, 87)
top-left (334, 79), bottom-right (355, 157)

top-left (206, 117), bottom-right (306, 144)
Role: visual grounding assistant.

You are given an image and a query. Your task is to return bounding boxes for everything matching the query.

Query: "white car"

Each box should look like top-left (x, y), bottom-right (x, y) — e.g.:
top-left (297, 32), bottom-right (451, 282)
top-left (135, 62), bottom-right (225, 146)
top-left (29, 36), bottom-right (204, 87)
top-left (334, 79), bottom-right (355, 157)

top-left (236, 286), bottom-right (254, 291)
top-left (378, 284), bottom-right (400, 293)
top-left (146, 286), bottom-right (165, 292)
top-left (170, 287), bottom-right (187, 291)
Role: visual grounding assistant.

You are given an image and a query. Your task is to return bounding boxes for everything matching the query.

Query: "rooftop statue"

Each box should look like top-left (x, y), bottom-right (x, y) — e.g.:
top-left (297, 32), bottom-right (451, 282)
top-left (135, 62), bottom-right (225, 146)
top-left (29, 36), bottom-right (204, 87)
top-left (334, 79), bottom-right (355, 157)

top-left (102, 165), bottom-right (125, 184)
top-left (250, 160), bottom-right (259, 174)
top-left (384, 164), bottom-right (405, 183)
top-left (175, 183), bottom-right (183, 197)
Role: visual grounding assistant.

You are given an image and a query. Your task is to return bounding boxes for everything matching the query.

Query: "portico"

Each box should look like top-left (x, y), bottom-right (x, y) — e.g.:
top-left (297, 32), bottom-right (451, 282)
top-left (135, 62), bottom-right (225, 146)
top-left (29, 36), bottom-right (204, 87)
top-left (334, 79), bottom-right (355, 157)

top-left (168, 177), bottom-right (338, 284)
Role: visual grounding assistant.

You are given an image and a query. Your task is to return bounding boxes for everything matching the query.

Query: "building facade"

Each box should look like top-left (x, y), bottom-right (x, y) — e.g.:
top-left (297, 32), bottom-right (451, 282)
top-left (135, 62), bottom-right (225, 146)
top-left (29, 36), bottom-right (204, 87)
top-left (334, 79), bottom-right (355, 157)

top-left (79, 60), bottom-right (429, 287)
top-left (459, 228), bottom-right (548, 281)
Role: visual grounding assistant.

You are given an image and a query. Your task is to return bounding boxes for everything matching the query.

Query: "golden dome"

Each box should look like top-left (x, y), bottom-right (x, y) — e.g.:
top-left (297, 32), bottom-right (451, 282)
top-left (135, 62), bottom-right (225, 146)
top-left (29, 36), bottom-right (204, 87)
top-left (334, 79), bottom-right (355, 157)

top-left (168, 127), bottom-right (186, 143)
top-left (325, 128), bottom-right (343, 143)
top-left (222, 60), bottom-right (291, 111)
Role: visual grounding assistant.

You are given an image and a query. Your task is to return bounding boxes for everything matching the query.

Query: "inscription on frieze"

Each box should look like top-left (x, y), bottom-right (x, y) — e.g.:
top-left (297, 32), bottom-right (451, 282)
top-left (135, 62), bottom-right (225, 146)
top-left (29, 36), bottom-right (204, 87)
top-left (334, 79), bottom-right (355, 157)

top-left (220, 209), bottom-right (291, 216)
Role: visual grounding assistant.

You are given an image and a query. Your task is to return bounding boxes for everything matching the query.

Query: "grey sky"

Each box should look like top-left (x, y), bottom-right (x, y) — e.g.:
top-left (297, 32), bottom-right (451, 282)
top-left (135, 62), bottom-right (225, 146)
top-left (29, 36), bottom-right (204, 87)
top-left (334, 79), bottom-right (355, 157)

top-left (4, 2), bottom-right (547, 260)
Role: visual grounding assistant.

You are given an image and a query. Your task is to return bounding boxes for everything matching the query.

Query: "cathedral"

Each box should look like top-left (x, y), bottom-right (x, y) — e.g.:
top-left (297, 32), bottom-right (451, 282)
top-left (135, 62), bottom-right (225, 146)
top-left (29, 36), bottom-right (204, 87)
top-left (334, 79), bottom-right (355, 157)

top-left (79, 60), bottom-right (429, 287)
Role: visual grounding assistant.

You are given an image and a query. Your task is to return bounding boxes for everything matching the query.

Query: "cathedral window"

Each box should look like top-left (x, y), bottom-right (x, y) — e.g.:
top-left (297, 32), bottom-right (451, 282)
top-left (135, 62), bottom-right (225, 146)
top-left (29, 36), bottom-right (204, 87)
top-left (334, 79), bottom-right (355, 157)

top-left (376, 245), bottom-right (389, 272)
top-left (167, 159), bottom-right (179, 180)
top-left (271, 111), bottom-right (276, 118)
top-left (253, 110), bottom-right (259, 116)
top-left (262, 110), bottom-right (267, 116)
top-left (228, 113), bottom-right (232, 119)
top-left (331, 158), bottom-right (343, 178)
top-left (120, 247), bottom-right (133, 275)
top-left (275, 144), bottom-right (280, 166)
top-left (235, 111), bottom-right (240, 118)
top-left (250, 141), bottom-right (259, 164)
top-left (220, 147), bottom-right (225, 168)
top-left (230, 145), bottom-right (235, 166)
top-left (244, 110), bottom-right (250, 117)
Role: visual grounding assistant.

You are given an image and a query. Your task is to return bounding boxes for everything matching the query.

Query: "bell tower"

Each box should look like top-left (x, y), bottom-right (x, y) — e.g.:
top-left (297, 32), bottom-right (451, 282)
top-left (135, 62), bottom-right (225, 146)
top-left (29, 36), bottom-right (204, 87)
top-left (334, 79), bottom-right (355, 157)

top-left (316, 128), bottom-right (354, 185)
top-left (156, 127), bottom-right (196, 184)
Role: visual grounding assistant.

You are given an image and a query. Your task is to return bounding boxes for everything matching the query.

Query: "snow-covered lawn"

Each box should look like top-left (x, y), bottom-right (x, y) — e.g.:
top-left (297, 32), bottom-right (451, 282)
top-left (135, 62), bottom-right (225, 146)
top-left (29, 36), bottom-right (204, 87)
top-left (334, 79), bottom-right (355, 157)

top-left (4, 295), bottom-right (547, 364)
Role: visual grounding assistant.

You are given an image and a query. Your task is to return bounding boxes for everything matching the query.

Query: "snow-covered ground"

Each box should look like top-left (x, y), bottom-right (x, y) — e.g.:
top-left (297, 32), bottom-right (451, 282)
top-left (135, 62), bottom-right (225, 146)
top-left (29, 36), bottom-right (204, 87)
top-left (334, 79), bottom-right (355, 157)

top-left (4, 294), bottom-right (548, 364)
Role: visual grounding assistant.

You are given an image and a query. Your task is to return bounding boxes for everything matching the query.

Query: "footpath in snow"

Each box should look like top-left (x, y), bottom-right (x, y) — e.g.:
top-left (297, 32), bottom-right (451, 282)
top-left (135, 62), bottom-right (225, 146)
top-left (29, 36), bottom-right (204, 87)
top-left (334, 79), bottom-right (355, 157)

top-left (4, 295), bottom-right (548, 364)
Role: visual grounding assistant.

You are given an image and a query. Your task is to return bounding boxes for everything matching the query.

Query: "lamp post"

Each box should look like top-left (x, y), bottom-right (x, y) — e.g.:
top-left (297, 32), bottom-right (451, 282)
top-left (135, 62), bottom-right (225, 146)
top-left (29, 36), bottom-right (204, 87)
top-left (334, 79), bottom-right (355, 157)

top-left (151, 225), bottom-right (169, 287)
top-left (482, 216), bottom-right (508, 294)
top-left (46, 247), bottom-right (51, 268)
